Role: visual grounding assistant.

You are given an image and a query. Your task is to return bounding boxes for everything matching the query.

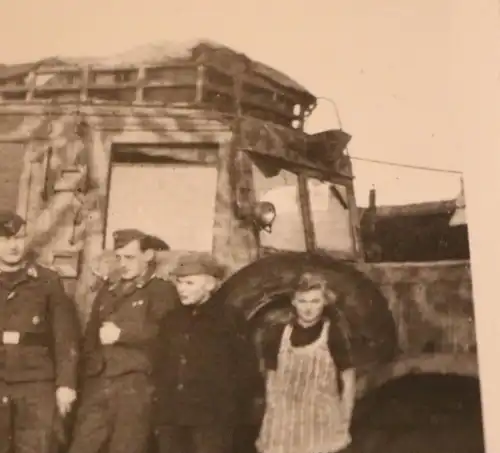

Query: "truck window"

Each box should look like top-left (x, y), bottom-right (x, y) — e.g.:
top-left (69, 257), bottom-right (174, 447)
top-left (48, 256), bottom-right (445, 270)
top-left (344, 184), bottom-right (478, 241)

top-left (306, 178), bottom-right (354, 254)
top-left (105, 156), bottom-right (217, 252)
top-left (252, 163), bottom-right (307, 252)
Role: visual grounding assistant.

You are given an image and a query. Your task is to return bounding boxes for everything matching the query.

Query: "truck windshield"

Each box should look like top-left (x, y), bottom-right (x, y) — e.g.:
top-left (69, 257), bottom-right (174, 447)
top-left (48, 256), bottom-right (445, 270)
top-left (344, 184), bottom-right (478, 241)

top-left (252, 159), bottom-right (355, 255)
top-left (306, 177), bottom-right (354, 254)
top-left (252, 163), bottom-right (307, 251)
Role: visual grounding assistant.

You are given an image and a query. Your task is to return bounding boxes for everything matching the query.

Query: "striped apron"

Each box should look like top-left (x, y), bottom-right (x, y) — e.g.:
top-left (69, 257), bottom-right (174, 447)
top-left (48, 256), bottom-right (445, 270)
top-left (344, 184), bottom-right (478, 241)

top-left (257, 321), bottom-right (351, 453)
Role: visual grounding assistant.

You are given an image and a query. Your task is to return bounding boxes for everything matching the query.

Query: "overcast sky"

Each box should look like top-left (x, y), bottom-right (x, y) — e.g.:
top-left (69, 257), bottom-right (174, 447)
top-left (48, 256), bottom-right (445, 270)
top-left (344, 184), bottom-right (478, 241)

top-left (0, 0), bottom-right (465, 206)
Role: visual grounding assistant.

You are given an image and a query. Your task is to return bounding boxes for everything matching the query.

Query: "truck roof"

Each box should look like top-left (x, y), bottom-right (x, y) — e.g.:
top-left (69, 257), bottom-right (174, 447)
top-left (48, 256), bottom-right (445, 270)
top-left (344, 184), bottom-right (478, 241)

top-left (0, 40), bottom-right (352, 178)
top-left (0, 39), bottom-right (314, 98)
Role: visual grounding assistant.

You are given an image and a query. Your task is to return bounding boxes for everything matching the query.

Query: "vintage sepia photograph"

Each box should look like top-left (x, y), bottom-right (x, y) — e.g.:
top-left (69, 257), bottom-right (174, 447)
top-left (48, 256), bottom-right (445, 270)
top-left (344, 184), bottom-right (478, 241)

top-left (0, 1), bottom-right (494, 452)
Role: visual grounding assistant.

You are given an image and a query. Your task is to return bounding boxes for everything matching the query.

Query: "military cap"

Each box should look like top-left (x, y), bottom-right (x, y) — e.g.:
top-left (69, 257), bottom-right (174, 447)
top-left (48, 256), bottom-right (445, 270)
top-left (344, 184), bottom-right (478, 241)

top-left (112, 229), bottom-right (170, 251)
top-left (171, 252), bottom-right (227, 279)
top-left (0, 211), bottom-right (25, 237)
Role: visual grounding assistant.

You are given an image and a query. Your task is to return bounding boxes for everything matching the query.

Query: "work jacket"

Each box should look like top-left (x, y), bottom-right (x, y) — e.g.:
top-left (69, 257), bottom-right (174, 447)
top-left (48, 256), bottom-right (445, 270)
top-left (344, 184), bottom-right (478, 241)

top-left (152, 291), bottom-right (265, 427)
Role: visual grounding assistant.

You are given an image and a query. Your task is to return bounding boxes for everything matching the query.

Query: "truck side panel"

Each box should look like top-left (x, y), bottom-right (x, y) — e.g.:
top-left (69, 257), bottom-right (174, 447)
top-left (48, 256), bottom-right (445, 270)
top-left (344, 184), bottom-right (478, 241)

top-left (363, 260), bottom-right (475, 354)
top-left (0, 106), bottom-right (262, 324)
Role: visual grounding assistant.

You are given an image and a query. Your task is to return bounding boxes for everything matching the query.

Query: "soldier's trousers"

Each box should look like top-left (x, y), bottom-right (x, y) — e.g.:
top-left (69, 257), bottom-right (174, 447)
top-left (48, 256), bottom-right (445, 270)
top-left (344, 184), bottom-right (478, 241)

top-left (68, 372), bottom-right (153, 453)
top-left (0, 381), bottom-right (59, 453)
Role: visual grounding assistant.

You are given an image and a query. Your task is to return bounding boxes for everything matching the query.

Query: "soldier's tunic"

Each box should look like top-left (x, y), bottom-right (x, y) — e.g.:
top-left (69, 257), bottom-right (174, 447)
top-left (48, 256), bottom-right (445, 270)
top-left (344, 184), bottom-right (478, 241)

top-left (68, 266), bottom-right (180, 453)
top-left (0, 263), bottom-right (81, 453)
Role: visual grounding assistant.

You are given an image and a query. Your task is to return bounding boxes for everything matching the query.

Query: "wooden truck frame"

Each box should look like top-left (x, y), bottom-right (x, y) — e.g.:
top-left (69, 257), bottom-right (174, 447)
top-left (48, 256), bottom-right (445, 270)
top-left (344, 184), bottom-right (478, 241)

top-left (0, 40), bottom-right (477, 403)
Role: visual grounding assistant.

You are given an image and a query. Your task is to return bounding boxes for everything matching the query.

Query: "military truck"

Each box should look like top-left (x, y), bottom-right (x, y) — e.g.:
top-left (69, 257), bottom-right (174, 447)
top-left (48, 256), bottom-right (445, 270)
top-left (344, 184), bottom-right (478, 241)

top-left (0, 40), bottom-right (477, 424)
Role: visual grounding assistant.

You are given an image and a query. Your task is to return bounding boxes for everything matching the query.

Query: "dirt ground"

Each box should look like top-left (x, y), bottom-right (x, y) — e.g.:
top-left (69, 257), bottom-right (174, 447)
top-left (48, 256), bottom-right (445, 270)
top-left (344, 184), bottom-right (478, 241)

top-left (234, 373), bottom-right (484, 453)
top-left (348, 374), bottom-right (485, 453)
top-left (147, 373), bottom-right (484, 453)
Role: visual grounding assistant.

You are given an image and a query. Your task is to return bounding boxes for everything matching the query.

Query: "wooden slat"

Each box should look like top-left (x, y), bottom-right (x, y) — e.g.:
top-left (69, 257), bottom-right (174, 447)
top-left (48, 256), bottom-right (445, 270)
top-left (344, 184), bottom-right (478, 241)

top-left (87, 82), bottom-right (138, 90)
top-left (195, 65), bottom-right (205, 103)
top-left (135, 67), bottom-right (146, 103)
top-left (33, 86), bottom-right (81, 93)
top-left (203, 82), bottom-right (297, 123)
top-left (0, 86), bottom-right (28, 93)
top-left (35, 67), bottom-right (81, 75)
top-left (80, 66), bottom-right (90, 102)
top-left (0, 67), bottom-right (303, 128)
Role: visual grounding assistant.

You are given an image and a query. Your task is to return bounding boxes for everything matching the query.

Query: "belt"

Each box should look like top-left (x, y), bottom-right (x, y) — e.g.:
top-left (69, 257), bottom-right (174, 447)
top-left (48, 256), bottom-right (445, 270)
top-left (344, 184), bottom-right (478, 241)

top-left (0, 331), bottom-right (51, 347)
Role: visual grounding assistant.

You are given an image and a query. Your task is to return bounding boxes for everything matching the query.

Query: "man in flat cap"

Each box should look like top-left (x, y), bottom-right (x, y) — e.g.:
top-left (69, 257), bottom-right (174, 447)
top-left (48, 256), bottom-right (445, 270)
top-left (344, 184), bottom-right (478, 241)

top-left (68, 229), bottom-right (181, 453)
top-left (152, 252), bottom-right (264, 453)
top-left (0, 211), bottom-right (80, 453)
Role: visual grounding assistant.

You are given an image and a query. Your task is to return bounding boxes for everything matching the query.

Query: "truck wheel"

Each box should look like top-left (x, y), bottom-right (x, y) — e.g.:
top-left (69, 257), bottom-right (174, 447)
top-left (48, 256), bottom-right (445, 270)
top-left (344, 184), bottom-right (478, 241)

top-left (217, 251), bottom-right (398, 368)
top-left (350, 374), bottom-right (484, 453)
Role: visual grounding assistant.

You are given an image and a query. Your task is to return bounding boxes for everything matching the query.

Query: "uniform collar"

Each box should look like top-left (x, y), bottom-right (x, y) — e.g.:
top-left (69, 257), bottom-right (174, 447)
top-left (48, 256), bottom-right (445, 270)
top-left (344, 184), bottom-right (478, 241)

top-left (0, 262), bottom-right (38, 289)
top-left (0, 262), bottom-right (38, 279)
top-left (135, 265), bottom-right (157, 288)
top-left (108, 264), bottom-right (156, 292)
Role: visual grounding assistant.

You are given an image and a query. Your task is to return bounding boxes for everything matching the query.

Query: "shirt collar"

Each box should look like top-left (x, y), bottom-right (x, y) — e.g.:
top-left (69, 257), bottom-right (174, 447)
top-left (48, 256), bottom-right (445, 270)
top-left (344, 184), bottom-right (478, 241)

top-left (185, 291), bottom-right (219, 315)
top-left (292, 317), bottom-right (324, 331)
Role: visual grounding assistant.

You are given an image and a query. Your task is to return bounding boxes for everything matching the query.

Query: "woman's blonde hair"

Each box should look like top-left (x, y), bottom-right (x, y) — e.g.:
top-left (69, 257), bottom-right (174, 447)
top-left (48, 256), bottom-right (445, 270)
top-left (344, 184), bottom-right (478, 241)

top-left (295, 271), bottom-right (338, 305)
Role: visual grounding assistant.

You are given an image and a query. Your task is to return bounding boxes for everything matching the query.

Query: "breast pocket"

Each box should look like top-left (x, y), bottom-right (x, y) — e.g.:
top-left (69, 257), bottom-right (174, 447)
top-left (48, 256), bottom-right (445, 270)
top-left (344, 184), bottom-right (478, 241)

top-left (112, 298), bottom-right (149, 327)
top-left (17, 346), bottom-right (53, 371)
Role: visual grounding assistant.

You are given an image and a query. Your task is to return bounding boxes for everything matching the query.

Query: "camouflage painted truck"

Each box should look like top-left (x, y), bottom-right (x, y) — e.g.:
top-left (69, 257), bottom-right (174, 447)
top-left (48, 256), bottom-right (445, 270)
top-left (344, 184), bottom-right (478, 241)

top-left (0, 40), bottom-right (477, 404)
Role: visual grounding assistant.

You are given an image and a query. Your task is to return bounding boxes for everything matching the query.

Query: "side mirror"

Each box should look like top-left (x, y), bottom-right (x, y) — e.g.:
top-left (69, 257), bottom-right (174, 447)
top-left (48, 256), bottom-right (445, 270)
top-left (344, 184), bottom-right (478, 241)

top-left (234, 187), bottom-right (277, 232)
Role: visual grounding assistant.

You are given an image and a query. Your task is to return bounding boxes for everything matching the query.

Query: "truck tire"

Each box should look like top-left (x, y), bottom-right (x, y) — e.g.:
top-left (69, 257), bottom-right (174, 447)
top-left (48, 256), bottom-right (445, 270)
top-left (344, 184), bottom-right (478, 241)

top-left (350, 374), bottom-right (484, 453)
top-left (217, 251), bottom-right (398, 368)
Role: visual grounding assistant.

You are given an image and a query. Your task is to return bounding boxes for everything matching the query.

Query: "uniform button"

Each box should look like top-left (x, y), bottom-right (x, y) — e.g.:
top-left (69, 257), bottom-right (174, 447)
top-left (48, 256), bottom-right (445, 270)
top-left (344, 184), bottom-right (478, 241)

top-left (177, 383), bottom-right (184, 391)
top-left (184, 334), bottom-right (190, 340)
top-left (180, 356), bottom-right (187, 365)
top-left (1, 396), bottom-right (8, 404)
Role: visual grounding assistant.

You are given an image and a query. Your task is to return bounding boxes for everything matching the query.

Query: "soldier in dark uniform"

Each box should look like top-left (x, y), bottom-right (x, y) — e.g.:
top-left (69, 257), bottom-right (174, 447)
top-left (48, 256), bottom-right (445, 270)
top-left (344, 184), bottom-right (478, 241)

top-left (0, 210), bottom-right (81, 453)
top-left (68, 229), bottom-right (180, 453)
top-left (152, 252), bottom-right (264, 453)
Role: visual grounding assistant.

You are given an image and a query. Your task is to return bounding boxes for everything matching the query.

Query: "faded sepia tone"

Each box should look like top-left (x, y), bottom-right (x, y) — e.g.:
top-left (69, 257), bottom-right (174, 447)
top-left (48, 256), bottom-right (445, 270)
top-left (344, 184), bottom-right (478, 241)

top-left (0, 36), bottom-right (483, 452)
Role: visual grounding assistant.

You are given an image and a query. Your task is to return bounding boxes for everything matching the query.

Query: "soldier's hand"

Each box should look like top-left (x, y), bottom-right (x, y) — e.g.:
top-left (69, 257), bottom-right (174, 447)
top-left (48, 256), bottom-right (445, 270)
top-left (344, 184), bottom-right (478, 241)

top-left (56, 386), bottom-right (77, 417)
top-left (99, 322), bottom-right (121, 345)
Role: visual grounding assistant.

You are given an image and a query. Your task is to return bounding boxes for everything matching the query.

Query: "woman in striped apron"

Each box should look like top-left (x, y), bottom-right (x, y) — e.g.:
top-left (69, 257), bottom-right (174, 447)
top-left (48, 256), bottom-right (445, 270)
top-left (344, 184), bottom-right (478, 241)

top-left (257, 272), bottom-right (356, 453)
